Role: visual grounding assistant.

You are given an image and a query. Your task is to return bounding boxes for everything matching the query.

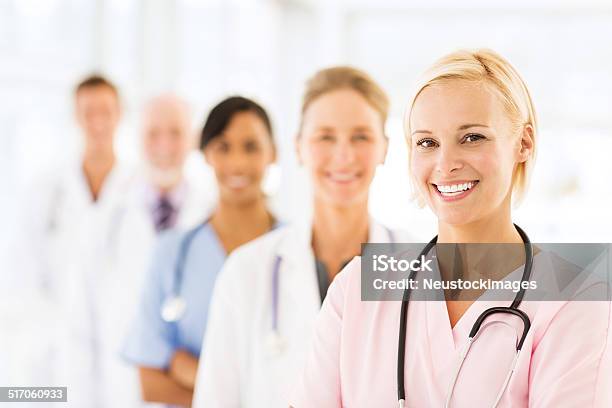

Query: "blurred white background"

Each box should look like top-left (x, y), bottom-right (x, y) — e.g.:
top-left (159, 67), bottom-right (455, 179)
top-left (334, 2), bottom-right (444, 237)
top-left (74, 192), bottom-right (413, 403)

top-left (1, 0), bottom-right (612, 261)
top-left (1, 0), bottom-right (612, 402)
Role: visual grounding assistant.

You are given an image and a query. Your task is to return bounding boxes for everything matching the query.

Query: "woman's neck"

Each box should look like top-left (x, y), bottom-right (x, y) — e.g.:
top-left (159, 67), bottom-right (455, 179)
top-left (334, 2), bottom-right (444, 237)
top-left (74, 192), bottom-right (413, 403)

top-left (311, 198), bottom-right (370, 279)
top-left (438, 201), bottom-right (527, 329)
top-left (437, 202), bottom-right (522, 244)
top-left (210, 194), bottom-right (272, 253)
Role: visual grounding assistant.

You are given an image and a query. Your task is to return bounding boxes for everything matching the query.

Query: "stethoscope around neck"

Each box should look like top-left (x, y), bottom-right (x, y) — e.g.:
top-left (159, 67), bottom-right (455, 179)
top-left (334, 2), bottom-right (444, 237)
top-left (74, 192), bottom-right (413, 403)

top-left (162, 216), bottom-right (279, 323)
top-left (161, 222), bottom-right (396, 354)
top-left (265, 226), bottom-right (397, 356)
top-left (159, 220), bottom-right (290, 352)
top-left (397, 224), bottom-right (533, 408)
top-left (160, 222), bottom-right (208, 323)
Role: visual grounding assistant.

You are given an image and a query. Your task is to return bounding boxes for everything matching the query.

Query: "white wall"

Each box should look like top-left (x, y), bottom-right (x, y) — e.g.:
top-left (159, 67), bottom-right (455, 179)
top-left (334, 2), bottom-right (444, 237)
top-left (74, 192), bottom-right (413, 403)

top-left (2, 0), bottom-right (612, 252)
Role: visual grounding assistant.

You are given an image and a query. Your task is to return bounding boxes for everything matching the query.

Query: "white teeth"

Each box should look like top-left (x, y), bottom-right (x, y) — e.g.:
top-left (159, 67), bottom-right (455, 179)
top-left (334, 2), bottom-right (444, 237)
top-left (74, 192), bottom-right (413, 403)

top-left (436, 182), bottom-right (475, 195)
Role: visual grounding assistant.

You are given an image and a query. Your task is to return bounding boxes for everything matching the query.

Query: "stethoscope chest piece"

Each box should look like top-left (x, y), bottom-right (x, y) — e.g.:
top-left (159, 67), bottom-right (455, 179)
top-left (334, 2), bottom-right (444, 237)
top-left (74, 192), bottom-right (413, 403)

top-left (161, 295), bottom-right (187, 322)
top-left (160, 223), bottom-right (206, 323)
top-left (265, 331), bottom-right (287, 357)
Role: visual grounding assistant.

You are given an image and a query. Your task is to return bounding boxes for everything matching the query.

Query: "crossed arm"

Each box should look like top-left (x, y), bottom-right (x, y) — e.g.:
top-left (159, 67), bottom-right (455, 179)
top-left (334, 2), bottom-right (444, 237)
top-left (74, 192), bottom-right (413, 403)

top-left (139, 349), bottom-right (199, 407)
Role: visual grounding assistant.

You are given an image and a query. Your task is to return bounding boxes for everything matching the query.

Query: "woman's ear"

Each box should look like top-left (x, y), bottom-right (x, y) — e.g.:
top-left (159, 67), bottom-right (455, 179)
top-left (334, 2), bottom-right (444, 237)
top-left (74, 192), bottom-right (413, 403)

top-left (517, 124), bottom-right (535, 163)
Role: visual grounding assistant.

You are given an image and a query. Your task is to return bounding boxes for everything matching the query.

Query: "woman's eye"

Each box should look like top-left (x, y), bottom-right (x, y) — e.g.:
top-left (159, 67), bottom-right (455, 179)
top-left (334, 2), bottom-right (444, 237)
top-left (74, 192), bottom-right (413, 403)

top-left (352, 134), bottom-right (370, 142)
top-left (319, 134), bottom-right (334, 142)
top-left (416, 138), bottom-right (438, 149)
top-left (244, 141), bottom-right (259, 153)
top-left (215, 142), bottom-right (229, 153)
top-left (463, 133), bottom-right (486, 143)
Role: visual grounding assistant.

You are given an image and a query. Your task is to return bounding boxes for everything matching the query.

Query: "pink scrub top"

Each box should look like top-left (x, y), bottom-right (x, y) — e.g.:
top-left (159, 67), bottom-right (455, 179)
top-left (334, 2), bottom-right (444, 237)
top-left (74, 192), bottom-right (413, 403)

top-left (290, 252), bottom-right (612, 407)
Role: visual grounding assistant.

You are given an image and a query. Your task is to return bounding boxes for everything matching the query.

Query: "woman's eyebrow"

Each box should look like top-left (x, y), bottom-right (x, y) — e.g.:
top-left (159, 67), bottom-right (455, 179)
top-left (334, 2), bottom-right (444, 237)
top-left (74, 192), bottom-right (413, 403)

top-left (458, 123), bottom-right (489, 130)
top-left (411, 124), bottom-right (489, 135)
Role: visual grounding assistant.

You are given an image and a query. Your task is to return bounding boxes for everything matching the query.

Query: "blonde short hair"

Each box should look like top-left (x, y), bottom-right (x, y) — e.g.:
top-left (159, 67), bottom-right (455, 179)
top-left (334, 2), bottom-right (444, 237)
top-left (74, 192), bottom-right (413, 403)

top-left (405, 49), bottom-right (537, 205)
top-left (301, 66), bottom-right (389, 130)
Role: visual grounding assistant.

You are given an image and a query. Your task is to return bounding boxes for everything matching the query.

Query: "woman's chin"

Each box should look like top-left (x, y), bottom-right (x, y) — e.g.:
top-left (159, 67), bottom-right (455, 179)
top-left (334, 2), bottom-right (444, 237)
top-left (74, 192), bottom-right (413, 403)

top-left (317, 189), bottom-right (368, 208)
top-left (221, 187), bottom-right (261, 206)
top-left (433, 208), bottom-right (478, 227)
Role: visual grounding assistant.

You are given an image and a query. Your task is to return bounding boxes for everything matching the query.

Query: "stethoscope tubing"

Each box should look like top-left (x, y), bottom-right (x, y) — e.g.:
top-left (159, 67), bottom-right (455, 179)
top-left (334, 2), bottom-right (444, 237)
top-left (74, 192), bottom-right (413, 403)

top-left (160, 221), bottom-right (208, 322)
top-left (271, 255), bottom-right (282, 333)
top-left (397, 224), bottom-right (533, 406)
top-left (171, 221), bottom-right (208, 297)
top-left (270, 227), bottom-right (395, 338)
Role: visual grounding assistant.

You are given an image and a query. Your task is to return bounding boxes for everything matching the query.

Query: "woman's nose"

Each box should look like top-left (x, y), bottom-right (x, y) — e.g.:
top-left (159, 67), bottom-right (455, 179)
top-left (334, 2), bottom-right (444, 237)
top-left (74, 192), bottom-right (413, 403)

top-left (332, 139), bottom-right (356, 165)
top-left (226, 149), bottom-right (251, 172)
top-left (435, 144), bottom-right (464, 174)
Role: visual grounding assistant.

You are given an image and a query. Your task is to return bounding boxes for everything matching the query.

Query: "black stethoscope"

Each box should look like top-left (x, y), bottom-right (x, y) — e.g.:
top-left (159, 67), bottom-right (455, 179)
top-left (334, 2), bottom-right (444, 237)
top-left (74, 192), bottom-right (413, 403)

top-left (397, 224), bottom-right (533, 408)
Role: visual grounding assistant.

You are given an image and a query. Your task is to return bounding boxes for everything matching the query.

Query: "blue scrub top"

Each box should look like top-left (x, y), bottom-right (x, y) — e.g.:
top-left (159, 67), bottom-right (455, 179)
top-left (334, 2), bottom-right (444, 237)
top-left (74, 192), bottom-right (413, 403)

top-left (122, 222), bottom-right (226, 369)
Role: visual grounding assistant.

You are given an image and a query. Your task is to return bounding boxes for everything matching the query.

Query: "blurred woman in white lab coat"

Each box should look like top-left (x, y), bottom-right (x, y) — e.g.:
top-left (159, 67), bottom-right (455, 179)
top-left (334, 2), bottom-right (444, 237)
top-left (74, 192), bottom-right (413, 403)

top-left (192, 67), bottom-right (408, 407)
top-left (122, 96), bottom-right (279, 407)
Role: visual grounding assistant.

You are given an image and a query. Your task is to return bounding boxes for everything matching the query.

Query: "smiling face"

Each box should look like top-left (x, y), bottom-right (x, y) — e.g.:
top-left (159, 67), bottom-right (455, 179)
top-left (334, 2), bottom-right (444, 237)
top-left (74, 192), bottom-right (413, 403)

top-left (75, 85), bottom-right (120, 151)
top-left (409, 80), bottom-right (530, 226)
top-left (204, 111), bottom-right (275, 206)
top-left (297, 89), bottom-right (388, 208)
top-left (142, 97), bottom-right (192, 188)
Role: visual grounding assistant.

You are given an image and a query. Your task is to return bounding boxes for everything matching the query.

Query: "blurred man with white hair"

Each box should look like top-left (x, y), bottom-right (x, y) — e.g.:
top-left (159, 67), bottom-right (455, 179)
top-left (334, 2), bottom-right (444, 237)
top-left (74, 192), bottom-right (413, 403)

top-left (140, 94), bottom-right (211, 231)
top-left (71, 93), bottom-right (213, 407)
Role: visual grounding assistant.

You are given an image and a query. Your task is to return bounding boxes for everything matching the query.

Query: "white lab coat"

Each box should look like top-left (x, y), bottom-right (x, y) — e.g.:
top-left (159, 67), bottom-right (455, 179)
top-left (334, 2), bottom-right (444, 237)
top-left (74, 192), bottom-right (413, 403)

top-left (62, 169), bottom-right (211, 408)
top-left (12, 161), bottom-right (212, 408)
top-left (192, 218), bottom-right (408, 408)
top-left (42, 161), bottom-right (140, 404)
top-left (8, 160), bottom-right (136, 407)
top-left (16, 161), bottom-right (134, 353)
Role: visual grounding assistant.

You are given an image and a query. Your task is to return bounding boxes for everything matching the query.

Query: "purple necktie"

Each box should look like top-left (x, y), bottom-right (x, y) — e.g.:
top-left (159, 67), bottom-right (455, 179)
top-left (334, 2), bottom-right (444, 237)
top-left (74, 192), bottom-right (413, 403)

top-left (154, 195), bottom-right (176, 232)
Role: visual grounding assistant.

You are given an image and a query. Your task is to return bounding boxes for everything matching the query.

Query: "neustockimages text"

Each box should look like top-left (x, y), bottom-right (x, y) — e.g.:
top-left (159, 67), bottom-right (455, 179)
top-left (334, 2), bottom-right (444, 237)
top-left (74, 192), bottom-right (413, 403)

top-left (370, 255), bottom-right (537, 293)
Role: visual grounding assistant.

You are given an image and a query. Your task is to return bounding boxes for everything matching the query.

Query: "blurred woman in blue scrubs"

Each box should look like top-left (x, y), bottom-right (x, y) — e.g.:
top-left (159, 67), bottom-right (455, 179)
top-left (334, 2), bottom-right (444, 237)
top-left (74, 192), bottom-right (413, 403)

top-left (122, 96), bottom-right (279, 407)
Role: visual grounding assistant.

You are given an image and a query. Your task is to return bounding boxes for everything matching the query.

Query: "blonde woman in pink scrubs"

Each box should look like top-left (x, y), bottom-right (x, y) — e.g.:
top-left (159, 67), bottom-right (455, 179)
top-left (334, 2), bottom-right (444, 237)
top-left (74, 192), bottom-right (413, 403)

top-left (291, 49), bottom-right (612, 407)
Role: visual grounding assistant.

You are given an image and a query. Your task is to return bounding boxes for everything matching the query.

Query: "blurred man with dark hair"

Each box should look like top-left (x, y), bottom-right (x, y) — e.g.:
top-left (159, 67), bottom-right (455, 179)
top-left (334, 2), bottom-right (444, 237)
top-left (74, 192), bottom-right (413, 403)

top-left (15, 73), bottom-right (214, 406)
top-left (73, 74), bottom-right (122, 200)
top-left (15, 73), bottom-right (137, 407)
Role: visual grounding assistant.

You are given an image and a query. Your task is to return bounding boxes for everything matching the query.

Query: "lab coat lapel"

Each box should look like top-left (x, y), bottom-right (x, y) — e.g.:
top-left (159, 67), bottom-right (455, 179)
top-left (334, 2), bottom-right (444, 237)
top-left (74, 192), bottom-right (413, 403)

top-left (275, 223), bottom-right (321, 314)
top-left (74, 161), bottom-right (133, 208)
top-left (98, 163), bottom-right (133, 206)
top-left (368, 218), bottom-right (393, 243)
top-left (176, 179), bottom-right (209, 228)
top-left (274, 218), bottom-right (393, 314)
